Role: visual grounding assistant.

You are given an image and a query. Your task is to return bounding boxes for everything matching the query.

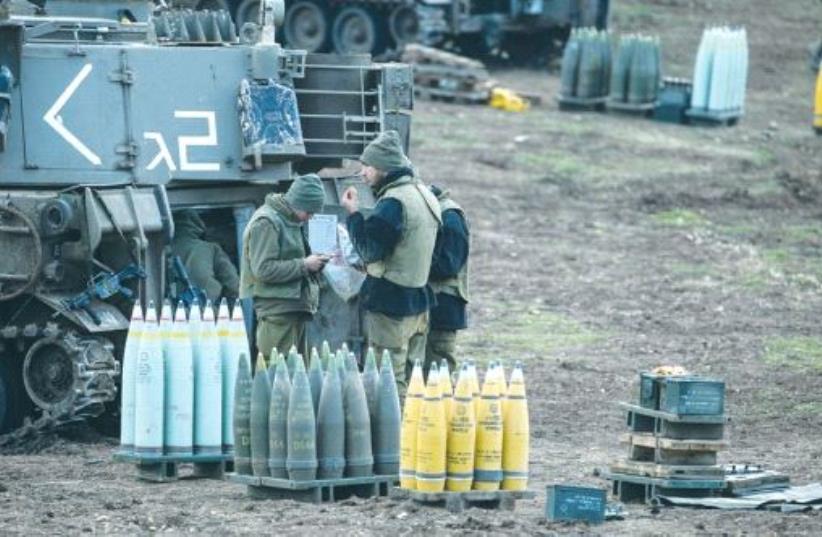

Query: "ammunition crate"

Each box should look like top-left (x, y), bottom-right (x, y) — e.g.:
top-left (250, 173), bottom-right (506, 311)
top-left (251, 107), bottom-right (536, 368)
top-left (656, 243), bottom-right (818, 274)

top-left (638, 374), bottom-right (725, 416)
top-left (639, 372), bottom-right (661, 409)
top-left (545, 484), bottom-right (606, 524)
top-left (659, 377), bottom-right (725, 416)
top-left (654, 79), bottom-right (693, 125)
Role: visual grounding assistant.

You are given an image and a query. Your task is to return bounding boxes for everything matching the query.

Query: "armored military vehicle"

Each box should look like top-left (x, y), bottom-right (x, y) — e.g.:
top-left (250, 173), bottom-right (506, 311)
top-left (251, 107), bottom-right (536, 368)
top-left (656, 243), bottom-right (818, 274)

top-left (0, 0), bottom-right (413, 435)
top-left (171, 0), bottom-right (608, 61)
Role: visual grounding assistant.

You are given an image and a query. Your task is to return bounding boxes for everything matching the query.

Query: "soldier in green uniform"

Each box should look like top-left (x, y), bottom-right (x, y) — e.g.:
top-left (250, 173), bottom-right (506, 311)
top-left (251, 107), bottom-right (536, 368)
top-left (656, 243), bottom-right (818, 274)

top-left (239, 174), bottom-right (328, 359)
top-left (425, 185), bottom-right (470, 377)
top-left (341, 131), bottom-right (442, 395)
top-left (171, 209), bottom-right (240, 303)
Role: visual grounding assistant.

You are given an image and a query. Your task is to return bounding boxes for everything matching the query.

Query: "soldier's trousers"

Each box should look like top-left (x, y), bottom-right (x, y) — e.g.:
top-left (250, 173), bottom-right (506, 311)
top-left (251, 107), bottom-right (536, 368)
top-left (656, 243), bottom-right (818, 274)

top-left (256, 312), bottom-right (308, 362)
top-left (365, 310), bottom-right (429, 399)
top-left (424, 329), bottom-right (457, 380)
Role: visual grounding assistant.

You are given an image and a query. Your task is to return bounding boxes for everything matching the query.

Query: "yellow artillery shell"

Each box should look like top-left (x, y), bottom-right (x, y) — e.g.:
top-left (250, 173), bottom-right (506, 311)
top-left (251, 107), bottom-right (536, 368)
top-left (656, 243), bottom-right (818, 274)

top-left (473, 362), bottom-right (503, 491)
top-left (446, 363), bottom-right (476, 492)
top-left (415, 364), bottom-right (446, 492)
top-left (399, 360), bottom-right (425, 489)
top-left (502, 362), bottom-right (529, 491)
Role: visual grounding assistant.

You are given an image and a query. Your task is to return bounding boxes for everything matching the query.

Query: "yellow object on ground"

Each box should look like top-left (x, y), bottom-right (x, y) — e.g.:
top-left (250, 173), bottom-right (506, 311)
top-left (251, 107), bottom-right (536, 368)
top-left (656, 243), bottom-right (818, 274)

top-left (400, 360), bottom-right (425, 489)
top-left (446, 363), bottom-right (476, 491)
top-left (473, 362), bottom-right (503, 490)
top-left (651, 365), bottom-right (688, 377)
top-left (415, 364), bottom-right (447, 492)
top-left (502, 362), bottom-right (529, 491)
top-left (490, 88), bottom-right (530, 112)
top-left (815, 65), bottom-right (822, 133)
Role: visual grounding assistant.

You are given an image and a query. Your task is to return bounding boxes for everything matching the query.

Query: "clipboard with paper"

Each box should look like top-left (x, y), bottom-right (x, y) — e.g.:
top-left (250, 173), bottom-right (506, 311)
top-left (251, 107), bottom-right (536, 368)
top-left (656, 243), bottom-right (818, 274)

top-left (308, 214), bottom-right (338, 255)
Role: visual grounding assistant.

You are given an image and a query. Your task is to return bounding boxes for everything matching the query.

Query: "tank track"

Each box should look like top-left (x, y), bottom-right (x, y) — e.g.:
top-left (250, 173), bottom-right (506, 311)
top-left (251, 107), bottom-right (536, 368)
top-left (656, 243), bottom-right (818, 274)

top-left (0, 322), bottom-right (119, 449)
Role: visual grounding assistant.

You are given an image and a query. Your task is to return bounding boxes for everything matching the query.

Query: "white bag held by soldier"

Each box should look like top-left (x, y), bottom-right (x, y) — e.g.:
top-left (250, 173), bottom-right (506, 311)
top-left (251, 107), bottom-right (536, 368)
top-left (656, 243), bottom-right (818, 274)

top-left (322, 224), bottom-right (365, 302)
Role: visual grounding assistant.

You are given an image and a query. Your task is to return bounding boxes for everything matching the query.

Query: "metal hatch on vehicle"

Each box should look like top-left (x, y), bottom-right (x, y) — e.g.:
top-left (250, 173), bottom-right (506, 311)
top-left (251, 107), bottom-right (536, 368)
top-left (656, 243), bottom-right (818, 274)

top-left (21, 48), bottom-right (127, 173)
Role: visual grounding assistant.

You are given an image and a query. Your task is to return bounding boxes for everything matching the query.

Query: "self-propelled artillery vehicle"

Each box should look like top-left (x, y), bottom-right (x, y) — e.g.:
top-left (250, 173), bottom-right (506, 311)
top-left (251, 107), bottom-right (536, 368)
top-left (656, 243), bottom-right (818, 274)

top-left (0, 0), bottom-right (413, 436)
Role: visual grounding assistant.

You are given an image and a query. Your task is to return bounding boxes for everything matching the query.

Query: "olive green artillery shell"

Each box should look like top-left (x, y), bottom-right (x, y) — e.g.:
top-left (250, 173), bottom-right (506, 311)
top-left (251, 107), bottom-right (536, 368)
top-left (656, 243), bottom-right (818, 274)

top-left (361, 349), bottom-right (380, 449)
top-left (250, 366), bottom-right (271, 477)
top-left (316, 366), bottom-right (345, 479)
top-left (374, 351), bottom-right (401, 475)
top-left (268, 360), bottom-right (291, 479)
top-left (344, 368), bottom-right (374, 477)
top-left (308, 350), bottom-right (323, 413)
top-left (320, 341), bottom-right (332, 371)
top-left (363, 348), bottom-right (379, 415)
top-left (287, 361), bottom-right (318, 481)
top-left (232, 353), bottom-right (253, 475)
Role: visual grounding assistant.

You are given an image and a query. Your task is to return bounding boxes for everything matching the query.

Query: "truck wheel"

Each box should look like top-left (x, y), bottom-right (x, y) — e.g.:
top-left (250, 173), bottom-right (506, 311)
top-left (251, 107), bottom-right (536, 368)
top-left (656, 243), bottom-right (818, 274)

top-left (388, 5), bottom-right (419, 48)
top-left (284, 0), bottom-right (329, 52)
top-left (332, 6), bottom-right (385, 55)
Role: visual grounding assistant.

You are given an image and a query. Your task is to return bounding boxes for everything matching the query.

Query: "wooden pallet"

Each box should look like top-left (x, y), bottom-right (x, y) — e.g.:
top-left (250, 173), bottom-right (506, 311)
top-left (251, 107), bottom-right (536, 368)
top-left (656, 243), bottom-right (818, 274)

top-left (390, 487), bottom-right (535, 514)
top-left (227, 472), bottom-right (398, 503)
top-left (113, 451), bottom-right (231, 483)
top-left (620, 402), bottom-right (727, 440)
top-left (606, 100), bottom-right (656, 117)
top-left (610, 459), bottom-right (724, 480)
top-left (621, 433), bottom-right (727, 465)
top-left (685, 107), bottom-right (742, 126)
top-left (603, 470), bottom-right (725, 504)
top-left (556, 94), bottom-right (608, 112)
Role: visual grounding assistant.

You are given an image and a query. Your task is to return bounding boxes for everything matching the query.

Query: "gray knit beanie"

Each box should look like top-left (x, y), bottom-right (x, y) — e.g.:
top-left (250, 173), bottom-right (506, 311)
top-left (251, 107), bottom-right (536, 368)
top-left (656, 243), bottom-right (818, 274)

top-left (359, 130), bottom-right (410, 172)
top-left (284, 174), bottom-right (325, 214)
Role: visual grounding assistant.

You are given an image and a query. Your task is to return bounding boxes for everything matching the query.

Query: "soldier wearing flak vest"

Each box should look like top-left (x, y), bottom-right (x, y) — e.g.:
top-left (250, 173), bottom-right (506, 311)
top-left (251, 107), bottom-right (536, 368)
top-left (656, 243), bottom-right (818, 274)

top-left (171, 209), bottom-right (240, 304)
top-left (341, 131), bottom-right (442, 396)
top-left (240, 174), bottom-right (328, 359)
top-left (424, 185), bottom-right (470, 377)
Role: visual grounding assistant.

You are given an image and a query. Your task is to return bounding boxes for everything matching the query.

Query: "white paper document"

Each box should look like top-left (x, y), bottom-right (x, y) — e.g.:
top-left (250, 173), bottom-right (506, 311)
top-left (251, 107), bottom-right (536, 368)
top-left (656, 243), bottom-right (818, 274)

top-left (308, 214), bottom-right (338, 254)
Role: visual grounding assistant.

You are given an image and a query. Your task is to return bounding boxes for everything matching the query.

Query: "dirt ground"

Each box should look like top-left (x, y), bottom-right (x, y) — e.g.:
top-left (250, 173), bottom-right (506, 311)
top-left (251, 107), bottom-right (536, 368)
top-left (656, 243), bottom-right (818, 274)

top-left (3, 0), bottom-right (822, 534)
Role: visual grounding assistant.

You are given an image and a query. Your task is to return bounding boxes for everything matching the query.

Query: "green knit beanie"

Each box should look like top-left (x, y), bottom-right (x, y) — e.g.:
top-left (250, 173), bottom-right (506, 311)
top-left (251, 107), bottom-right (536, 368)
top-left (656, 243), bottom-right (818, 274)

top-left (359, 130), bottom-right (410, 172)
top-left (284, 174), bottom-right (325, 214)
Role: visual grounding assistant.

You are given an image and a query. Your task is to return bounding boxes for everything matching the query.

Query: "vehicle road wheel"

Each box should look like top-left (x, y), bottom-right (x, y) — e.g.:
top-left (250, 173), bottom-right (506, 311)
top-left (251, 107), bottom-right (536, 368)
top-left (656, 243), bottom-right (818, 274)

top-left (388, 4), bottom-right (419, 48)
top-left (332, 6), bottom-right (385, 56)
top-left (284, 0), bottom-right (329, 52)
top-left (235, 0), bottom-right (261, 27)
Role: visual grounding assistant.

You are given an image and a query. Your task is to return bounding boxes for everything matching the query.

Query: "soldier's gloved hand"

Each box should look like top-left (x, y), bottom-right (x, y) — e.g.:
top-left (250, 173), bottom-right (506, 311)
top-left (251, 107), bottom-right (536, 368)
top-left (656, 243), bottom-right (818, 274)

top-left (304, 254), bottom-right (329, 273)
top-left (341, 187), bottom-right (359, 215)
